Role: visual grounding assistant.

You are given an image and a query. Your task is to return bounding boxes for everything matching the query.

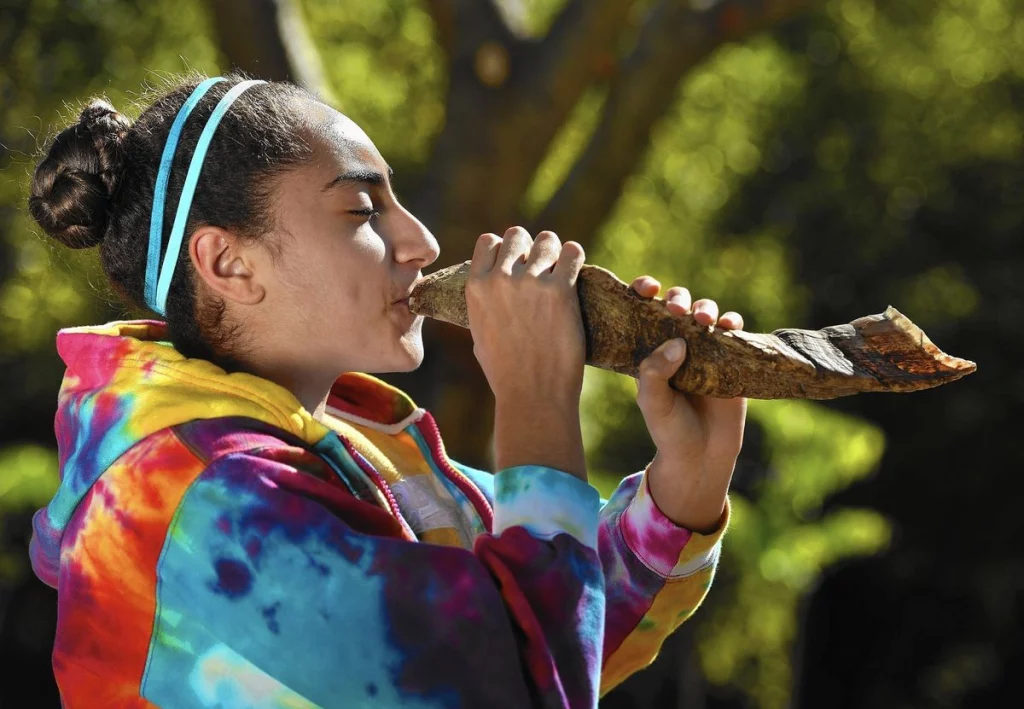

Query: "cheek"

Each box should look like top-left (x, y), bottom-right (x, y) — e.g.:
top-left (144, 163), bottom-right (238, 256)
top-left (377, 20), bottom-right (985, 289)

top-left (277, 227), bottom-right (388, 319)
top-left (332, 238), bottom-right (388, 311)
top-left (344, 278), bottom-right (366, 306)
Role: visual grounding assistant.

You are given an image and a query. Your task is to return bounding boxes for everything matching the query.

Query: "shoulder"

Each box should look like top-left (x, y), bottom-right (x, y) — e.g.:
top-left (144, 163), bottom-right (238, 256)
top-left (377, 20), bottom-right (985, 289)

top-left (173, 416), bottom-right (333, 472)
top-left (169, 416), bottom-right (405, 537)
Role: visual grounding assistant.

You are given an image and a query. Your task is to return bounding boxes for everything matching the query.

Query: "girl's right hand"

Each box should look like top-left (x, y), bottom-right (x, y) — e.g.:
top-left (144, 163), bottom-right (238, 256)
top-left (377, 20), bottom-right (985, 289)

top-left (466, 227), bottom-right (587, 409)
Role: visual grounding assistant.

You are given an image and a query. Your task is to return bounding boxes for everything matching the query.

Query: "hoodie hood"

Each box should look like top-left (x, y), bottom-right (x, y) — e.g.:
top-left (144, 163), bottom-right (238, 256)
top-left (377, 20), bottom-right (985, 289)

top-left (30, 319), bottom-right (418, 586)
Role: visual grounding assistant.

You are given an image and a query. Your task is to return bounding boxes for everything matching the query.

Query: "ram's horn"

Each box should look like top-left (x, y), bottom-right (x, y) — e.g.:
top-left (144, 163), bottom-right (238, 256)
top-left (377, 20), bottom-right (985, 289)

top-left (408, 261), bottom-right (977, 400)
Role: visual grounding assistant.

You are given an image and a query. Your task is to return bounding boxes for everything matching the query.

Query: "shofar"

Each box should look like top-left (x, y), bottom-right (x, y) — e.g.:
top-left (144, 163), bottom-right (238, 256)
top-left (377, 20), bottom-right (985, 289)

top-left (408, 261), bottom-right (977, 400)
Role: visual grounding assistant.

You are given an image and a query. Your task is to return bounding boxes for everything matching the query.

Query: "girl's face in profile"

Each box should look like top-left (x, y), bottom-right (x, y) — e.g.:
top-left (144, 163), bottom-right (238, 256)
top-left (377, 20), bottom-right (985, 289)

top-left (250, 100), bottom-right (440, 381)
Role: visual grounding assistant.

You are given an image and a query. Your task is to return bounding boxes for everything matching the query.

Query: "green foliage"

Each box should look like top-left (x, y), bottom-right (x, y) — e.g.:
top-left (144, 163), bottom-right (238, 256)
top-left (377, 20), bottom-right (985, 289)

top-left (0, 445), bottom-right (58, 581)
top-left (817, 0), bottom-right (1020, 326)
top-left (0, 0), bottom-right (218, 609)
top-left (580, 36), bottom-right (811, 331)
top-left (301, 0), bottom-right (446, 167)
top-left (585, 2), bottom-right (1020, 706)
top-left (0, 1), bottom-right (222, 591)
top-left (519, 48), bottom-right (891, 709)
top-left (740, 0), bottom-right (1022, 328)
top-left (0, 0), bottom-right (221, 352)
top-left (697, 401), bottom-right (889, 709)
top-left (548, 16), bottom-right (894, 709)
top-left (523, 87), bottom-right (607, 218)
top-left (0, 446), bottom-right (58, 513)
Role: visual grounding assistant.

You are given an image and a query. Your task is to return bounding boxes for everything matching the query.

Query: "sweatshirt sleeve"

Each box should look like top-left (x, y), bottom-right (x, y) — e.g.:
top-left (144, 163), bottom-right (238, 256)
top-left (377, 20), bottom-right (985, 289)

top-left (596, 465), bottom-right (729, 696)
top-left (140, 447), bottom-right (605, 709)
top-left (452, 460), bottom-right (728, 697)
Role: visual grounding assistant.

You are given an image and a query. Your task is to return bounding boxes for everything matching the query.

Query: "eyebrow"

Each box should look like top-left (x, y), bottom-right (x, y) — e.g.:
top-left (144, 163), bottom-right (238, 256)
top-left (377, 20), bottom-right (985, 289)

top-left (322, 165), bottom-right (395, 192)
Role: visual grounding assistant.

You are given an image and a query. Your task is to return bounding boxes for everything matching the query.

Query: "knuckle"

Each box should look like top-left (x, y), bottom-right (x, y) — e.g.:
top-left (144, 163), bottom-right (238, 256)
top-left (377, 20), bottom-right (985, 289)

top-left (638, 358), bottom-right (655, 378)
top-left (466, 272), bottom-right (494, 292)
top-left (562, 240), bottom-right (585, 258)
top-left (504, 225), bottom-right (530, 240)
top-left (635, 384), bottom-right (657, 407)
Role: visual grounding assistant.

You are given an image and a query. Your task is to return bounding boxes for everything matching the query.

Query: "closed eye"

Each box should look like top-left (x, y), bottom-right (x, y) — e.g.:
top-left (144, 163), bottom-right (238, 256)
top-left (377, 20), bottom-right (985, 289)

top-left (349, 208), bottom-right (381, 220)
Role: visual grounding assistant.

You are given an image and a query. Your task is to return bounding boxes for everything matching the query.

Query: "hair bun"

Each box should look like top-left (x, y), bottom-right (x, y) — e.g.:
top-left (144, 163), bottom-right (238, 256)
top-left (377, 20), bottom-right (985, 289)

top-left (28, 99), bottom-right (132, 249)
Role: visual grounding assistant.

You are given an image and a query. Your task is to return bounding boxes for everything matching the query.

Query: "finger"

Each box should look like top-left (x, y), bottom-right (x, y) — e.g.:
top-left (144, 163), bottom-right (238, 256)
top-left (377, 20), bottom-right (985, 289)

top-left (664, 286), bottom-right (692, 315)
top-left (636, 338), bottom-right (687, 418)
top-left (525, 231), bottom-right (561, 275)
top-left (719, 311), bottom-right (744, 330)
top-left (692, 298), bottom-right (719, 326)
top-left (495, 226), bottom-right (533, 274)
top-left (551, 240), bottom-right (586, 285)
top-left (470, 233), bottom-right (502, 276)
top-left (631, 275), bottom-right (661, 298)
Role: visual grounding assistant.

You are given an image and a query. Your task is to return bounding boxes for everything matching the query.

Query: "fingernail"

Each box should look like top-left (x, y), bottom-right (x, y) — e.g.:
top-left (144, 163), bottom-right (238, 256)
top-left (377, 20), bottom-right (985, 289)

top-left (665, 340), bottom-right (684, 361)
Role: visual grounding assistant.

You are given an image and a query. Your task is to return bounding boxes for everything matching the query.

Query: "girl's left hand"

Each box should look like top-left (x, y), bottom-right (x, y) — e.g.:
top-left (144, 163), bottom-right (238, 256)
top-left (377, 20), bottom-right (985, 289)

top-left (629, 275), bottom-right (748, 534)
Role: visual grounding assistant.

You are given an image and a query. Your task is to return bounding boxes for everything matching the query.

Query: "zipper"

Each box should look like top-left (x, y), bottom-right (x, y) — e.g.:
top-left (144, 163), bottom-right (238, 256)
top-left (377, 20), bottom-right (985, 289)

top-left (414, 411), bottom-right (494, 532)
top-left (335, 435), bottom-right (417, 541)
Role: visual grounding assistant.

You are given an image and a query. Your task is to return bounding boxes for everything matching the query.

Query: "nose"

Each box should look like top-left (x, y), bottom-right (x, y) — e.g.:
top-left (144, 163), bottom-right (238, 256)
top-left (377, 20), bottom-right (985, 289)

top-left (391, 203), bottom-right (439, 268)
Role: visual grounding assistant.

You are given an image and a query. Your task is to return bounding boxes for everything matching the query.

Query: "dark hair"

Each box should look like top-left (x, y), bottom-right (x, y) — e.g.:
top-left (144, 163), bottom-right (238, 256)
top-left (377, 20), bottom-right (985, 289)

top-left (28, 73), bottom-right (317, 368)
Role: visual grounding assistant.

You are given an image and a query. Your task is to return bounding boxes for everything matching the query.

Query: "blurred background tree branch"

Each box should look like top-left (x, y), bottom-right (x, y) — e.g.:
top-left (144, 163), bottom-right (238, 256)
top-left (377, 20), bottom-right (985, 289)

top-left (208, 0), bottom-right (338, 104)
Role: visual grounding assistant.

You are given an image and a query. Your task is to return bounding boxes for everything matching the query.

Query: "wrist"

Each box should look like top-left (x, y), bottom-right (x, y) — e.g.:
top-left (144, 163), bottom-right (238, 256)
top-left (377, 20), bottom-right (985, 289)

top-left (647, 453), bottom-right (730, 534)
top-left (494, 401), bottom-right (586, 480)
top-left (493, 384), bottom-right (581, 413)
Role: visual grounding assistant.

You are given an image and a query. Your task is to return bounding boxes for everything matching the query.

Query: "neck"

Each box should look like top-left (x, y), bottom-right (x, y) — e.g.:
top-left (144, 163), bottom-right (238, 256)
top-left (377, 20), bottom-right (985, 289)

top-left (235, 355), bottom-right (336, 422)
top-left (308, 391), bottom-right (330, 422)
top-left (203, 319), bottom-right (337, 421)
top-left (281, 372), bottom-right (334, 421)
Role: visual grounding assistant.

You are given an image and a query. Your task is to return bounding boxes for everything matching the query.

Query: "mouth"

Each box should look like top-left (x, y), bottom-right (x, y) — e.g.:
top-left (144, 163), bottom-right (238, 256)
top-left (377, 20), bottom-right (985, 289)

top-left (392, 279), bottom-right (421, 306)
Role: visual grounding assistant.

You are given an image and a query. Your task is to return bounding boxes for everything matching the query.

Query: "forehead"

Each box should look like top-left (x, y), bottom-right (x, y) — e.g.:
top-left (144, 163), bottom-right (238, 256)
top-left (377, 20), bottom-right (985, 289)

top-left (301, 100), bottom-right (385, 172)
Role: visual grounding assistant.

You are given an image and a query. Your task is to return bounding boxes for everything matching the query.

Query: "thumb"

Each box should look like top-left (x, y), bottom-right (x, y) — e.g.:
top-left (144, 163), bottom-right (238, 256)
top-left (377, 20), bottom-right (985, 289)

top-left (636, 338), bottom-right (687, 418)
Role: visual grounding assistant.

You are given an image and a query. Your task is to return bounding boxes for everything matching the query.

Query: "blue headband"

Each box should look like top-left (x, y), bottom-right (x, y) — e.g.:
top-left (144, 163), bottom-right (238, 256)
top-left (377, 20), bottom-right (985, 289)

top-left (145, 77), bottom-right (267, 316)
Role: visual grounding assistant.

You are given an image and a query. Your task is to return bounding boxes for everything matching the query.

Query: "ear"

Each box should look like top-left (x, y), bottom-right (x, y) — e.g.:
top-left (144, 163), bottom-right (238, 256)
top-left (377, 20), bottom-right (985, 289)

top-left (189, 226), bottom-right (266, 306)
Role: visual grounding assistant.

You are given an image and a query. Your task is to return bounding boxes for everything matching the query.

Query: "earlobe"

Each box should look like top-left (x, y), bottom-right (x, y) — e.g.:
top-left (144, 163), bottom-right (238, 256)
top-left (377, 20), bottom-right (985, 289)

top-left (189, 226), bottom-right (265, 305)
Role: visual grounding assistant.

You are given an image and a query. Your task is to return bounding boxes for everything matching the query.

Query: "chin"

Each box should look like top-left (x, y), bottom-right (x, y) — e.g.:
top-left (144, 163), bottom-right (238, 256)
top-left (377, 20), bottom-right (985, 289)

top-left (398, 338), bottom-right (426, 371)
top-left (374, 331), bottom-right (425, 374)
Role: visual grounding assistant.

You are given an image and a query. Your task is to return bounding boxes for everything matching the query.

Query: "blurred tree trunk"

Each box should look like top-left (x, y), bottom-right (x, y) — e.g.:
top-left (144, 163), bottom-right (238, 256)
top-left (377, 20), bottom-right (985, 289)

top-left (208, 0), bottom-right (817, 468)
top-left (207, 0), bottom-right (336, 104)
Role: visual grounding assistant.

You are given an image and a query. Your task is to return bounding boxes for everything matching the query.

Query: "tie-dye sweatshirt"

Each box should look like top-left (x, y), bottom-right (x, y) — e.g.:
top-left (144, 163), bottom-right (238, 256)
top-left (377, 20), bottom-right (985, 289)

top-left (29, 320), bottom-right (729, 709)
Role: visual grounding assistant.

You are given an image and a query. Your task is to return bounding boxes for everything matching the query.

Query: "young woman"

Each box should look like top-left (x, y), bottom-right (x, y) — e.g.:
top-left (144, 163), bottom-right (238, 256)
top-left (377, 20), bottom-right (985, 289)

top-left (27, 73), bottom-right (746, 708)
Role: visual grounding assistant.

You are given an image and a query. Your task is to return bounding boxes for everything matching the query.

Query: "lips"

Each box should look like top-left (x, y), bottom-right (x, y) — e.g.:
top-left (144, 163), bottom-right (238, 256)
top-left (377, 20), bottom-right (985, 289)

top-left (392, 279), bottom-right (420, 305)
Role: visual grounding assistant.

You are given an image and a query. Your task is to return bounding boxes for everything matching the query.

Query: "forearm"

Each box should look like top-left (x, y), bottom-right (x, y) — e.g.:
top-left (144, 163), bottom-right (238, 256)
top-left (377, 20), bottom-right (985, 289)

top-left (647, 450), bottom-right (732, 534)
top-left (493, 398), bottom-right (587, 482)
